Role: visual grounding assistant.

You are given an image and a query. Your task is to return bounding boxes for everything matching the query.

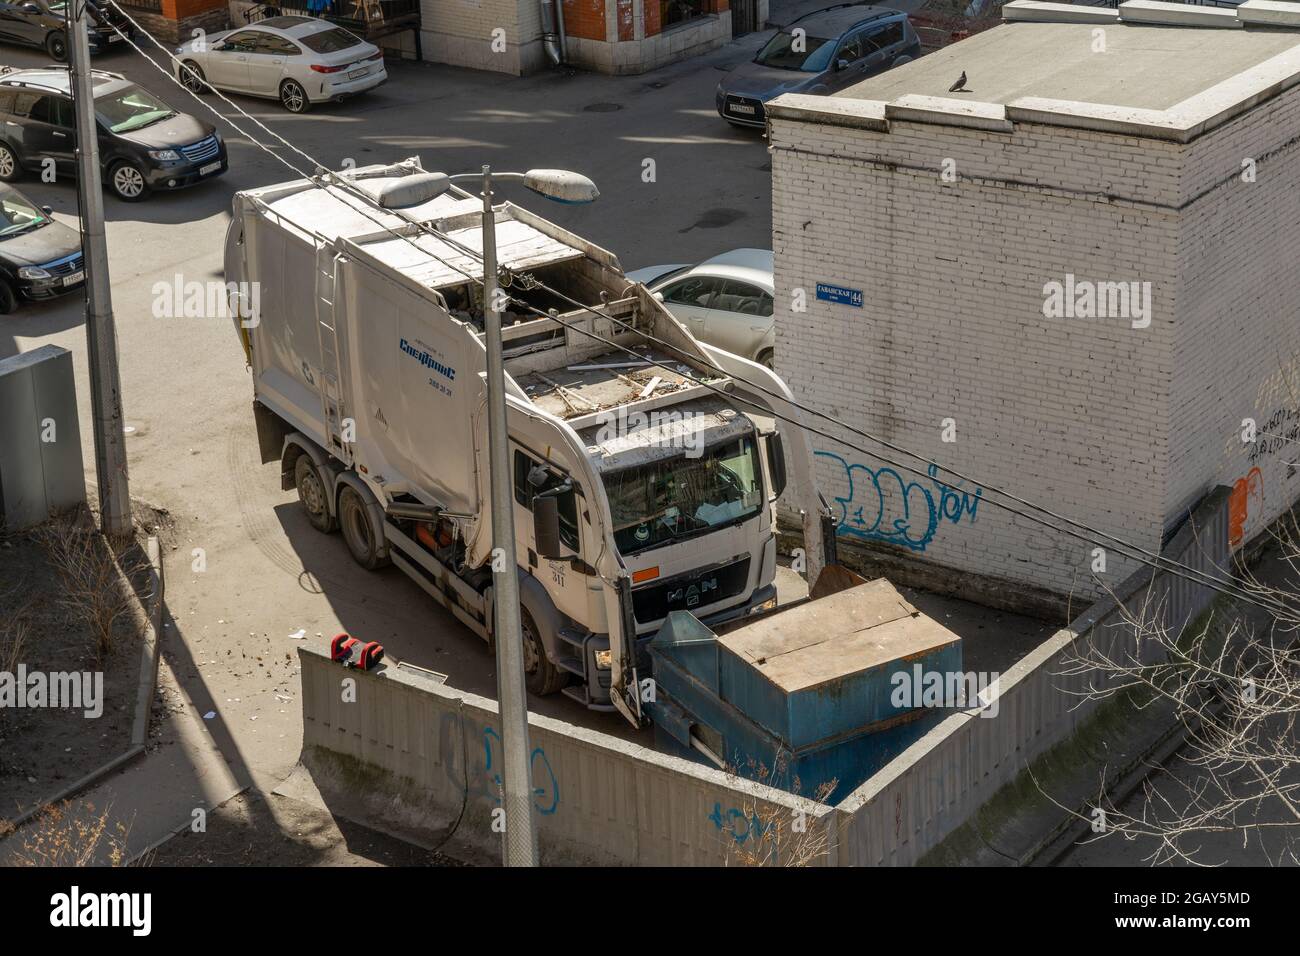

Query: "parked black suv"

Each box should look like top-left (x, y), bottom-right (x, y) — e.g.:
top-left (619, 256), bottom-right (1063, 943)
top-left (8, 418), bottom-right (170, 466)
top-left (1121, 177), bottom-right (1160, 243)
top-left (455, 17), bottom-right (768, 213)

top-left (0, 0), bottom-right (135, 61)
top-left (0, 67), bottom-right (228, 201)
top-left (0, 179), bottom-right (84, 312)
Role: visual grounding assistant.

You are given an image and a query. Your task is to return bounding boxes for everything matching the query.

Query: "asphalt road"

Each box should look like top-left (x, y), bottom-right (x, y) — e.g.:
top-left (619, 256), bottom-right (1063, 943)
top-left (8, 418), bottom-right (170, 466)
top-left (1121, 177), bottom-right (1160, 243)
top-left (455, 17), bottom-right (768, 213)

top-left (2, 30), bottom-right (780, 799)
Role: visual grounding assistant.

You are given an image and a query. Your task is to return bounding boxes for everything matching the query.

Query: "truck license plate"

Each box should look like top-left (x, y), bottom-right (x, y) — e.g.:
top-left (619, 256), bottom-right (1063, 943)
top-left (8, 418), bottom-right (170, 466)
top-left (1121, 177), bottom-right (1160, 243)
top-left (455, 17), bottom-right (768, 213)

top-left (730, 103), bottom-right (755, 115)
top-left (200, 161), bottom-right (221, 176)
top-left (64, 271), bottom-right (84, 286)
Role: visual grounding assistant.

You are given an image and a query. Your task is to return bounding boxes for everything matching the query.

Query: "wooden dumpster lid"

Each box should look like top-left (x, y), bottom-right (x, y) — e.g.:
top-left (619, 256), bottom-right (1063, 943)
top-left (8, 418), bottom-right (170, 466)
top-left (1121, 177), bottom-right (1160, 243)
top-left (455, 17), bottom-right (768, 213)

top-left (718, 579), bottom-right (961, 693)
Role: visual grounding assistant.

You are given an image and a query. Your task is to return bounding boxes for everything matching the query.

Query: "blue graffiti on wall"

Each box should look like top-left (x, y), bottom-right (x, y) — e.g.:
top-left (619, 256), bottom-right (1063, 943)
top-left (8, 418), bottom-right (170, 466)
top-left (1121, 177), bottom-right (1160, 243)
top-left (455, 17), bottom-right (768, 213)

top-left (482, 727), bottom-right (560, 815)
top-left (816, 450), bottom-right (983, 552)
top-left (708, 802), bottom-right (773, 845)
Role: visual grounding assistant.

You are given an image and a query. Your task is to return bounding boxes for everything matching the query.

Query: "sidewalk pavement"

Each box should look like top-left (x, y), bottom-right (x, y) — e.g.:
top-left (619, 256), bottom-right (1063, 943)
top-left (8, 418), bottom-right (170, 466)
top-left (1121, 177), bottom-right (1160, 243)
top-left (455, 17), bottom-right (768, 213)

top-left (0, 655), bottom-right (245, 866)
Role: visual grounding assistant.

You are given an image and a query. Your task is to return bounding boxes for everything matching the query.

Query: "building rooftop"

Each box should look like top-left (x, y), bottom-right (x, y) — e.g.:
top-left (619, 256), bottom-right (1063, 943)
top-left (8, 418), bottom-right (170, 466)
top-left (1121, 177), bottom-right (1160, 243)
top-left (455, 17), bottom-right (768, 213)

top-left (834, 19), bottom-right (1300, 112)
top-left (768, 1), bottom-right (1300, 141)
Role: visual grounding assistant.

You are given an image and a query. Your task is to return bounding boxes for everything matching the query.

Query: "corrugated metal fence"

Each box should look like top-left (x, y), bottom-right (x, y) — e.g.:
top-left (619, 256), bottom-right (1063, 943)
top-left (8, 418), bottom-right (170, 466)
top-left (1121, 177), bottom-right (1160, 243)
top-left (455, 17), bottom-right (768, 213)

top-left (300, 650), bottom-right (838, 865)
top-left (833, 485), bottom-right (1232, 865)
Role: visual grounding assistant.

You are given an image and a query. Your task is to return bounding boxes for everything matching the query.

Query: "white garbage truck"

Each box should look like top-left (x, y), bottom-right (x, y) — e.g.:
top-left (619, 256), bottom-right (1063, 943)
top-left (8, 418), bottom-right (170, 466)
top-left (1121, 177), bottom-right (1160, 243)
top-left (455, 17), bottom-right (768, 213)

top-left (225, 157), bottom-right (826, 726)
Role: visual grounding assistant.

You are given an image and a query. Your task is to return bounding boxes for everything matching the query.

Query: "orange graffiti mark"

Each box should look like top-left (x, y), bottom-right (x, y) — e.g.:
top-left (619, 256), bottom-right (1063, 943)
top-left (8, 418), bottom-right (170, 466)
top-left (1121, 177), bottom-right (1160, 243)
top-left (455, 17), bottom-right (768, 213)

top-left (1229, 467), bottom-right (1264, 549)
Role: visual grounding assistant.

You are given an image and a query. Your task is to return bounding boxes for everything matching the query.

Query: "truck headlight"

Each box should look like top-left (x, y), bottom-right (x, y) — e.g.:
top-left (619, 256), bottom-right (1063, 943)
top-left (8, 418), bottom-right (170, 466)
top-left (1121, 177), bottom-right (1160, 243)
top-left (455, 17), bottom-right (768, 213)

top-left (594, 649), bottom-right (613, 670)
top-left (18, 266), bottom-right (50, 279)
top-left (148, 149), bottom-right (181, 161)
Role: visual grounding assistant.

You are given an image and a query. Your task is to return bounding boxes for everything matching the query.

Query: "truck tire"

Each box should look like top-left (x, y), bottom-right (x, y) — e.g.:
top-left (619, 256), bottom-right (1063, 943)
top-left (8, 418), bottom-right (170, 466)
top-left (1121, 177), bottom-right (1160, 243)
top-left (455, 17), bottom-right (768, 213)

top-left (521, 608), bottom-right (567, 696)
top-left (338, 485), bottom-right (389, 570)
top-left (294, 454), bottom-right (336, 533)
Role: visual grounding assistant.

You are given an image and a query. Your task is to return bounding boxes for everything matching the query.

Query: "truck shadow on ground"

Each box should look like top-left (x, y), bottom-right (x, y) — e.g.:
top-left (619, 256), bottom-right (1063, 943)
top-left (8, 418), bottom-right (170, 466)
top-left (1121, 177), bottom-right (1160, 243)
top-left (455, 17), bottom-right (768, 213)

top-left (153, 566), bottom-right (454, 865)
top-left (269, 500), bottom-right (642, 738)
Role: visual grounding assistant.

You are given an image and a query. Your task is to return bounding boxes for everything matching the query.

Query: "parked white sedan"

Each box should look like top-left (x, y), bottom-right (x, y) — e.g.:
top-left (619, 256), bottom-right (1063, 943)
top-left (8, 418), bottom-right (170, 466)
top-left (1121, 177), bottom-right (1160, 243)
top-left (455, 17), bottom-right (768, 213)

top-left (173, 15), bottom-right (387, 113)
top-left (628, 249), bottom-right (776, 368)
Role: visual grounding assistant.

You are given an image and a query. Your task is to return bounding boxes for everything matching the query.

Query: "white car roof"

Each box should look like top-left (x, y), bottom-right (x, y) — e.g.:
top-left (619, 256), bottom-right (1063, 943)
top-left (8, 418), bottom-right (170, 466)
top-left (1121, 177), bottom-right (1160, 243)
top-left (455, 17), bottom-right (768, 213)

top-left (238, 17), bottom-right (355, 40)
top-left (283, 18), bottom-right (354, 39)
top-left (681, 248), bottom-right (774, 293)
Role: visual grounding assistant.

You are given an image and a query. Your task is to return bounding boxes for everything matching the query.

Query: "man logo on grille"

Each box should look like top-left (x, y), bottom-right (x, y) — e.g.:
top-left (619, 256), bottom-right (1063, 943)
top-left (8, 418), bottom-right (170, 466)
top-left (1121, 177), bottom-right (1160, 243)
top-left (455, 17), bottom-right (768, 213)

top-left (668, 578), bottom-right (718, 608)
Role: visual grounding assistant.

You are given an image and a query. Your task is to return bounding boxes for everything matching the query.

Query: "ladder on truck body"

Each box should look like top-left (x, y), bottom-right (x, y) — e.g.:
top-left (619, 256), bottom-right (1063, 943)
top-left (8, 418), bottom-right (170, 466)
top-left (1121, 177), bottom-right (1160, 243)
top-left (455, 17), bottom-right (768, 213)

top-left (313, 240), bottom-right (350, 462)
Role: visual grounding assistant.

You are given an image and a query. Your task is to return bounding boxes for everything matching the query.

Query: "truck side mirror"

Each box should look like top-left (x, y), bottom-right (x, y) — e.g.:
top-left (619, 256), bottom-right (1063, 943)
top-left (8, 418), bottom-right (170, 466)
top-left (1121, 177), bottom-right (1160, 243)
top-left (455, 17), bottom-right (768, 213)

top-left (534, 494), bottom-right (564, 559)
top-left (765, 432), bottom-right (787, 499)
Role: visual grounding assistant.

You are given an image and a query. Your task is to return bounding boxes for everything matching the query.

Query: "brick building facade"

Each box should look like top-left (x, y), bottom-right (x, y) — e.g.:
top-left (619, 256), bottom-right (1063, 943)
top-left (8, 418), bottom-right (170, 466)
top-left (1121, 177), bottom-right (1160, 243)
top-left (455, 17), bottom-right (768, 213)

top-left (766, 1), bottom-right (1300, 610)
top-left (419, 0), bottom-right (764, 75)
top-left (123, 0), bottom-right (230, 46)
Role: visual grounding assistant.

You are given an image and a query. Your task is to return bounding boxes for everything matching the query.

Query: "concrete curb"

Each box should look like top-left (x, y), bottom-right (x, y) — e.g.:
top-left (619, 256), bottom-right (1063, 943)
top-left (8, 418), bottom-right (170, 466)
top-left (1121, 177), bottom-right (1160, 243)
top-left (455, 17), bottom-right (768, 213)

top-left (131, 536), bottom-right (163, 749)
top-left (1, 534), bottom-right (164, 831)
top-left (125, 784), bottom-right (250, 865)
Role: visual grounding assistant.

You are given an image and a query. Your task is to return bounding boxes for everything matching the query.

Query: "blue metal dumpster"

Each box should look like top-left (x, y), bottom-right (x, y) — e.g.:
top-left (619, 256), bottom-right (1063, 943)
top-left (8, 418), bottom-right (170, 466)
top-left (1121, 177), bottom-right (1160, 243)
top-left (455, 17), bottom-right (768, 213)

top-left (647, 579), bottom-right (962, 803)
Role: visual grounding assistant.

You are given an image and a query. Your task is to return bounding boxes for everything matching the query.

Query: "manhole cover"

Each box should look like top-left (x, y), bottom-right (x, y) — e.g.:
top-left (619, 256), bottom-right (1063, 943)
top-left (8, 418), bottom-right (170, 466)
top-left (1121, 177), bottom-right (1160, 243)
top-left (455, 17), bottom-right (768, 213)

top-left (583, 102), bottom-right (623, 112)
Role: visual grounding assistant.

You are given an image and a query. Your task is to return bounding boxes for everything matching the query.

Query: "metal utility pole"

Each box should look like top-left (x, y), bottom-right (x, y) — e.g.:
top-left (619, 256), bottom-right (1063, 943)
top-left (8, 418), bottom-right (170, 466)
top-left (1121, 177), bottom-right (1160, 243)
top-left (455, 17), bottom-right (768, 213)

top-left (479, 165), bottom-right (538, 867)
top-left (68, 4), bottom-right (131, 536)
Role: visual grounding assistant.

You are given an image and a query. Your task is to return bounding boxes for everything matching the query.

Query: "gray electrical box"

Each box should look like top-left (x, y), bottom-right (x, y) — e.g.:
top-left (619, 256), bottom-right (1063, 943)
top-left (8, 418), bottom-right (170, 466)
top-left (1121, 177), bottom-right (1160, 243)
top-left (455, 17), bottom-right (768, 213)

top-left (0, 344), bottom-right (86, 532)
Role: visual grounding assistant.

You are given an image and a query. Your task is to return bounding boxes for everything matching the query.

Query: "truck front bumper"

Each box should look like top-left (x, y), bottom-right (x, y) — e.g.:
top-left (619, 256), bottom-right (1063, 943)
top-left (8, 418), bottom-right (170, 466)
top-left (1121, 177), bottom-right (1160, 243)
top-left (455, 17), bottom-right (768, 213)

top-left (575, 583), bottom-right (781, 710)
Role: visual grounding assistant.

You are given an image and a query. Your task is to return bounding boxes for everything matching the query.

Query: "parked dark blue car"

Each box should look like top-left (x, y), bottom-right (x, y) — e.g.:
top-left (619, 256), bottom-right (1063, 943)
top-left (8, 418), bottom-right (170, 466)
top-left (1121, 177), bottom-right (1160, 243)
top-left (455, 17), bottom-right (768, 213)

top-left (716, 3), bottom-right (921, 128)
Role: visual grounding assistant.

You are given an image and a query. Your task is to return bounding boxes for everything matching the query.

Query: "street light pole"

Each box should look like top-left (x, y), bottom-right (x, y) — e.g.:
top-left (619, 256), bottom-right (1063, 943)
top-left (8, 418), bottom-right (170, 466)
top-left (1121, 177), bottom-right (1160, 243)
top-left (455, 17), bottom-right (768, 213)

top-left (436, 164), bottom-right (595, 867)
top-left (68, 4), bottom-right (131, 536)
top-left (479, 165), bottom-right (539, 868)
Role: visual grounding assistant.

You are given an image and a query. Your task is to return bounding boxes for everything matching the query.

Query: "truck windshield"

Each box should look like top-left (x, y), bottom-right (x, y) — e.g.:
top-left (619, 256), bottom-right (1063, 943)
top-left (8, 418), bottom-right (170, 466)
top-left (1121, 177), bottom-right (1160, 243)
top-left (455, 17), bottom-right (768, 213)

top-left (603, 436), bottom-right (763, 556)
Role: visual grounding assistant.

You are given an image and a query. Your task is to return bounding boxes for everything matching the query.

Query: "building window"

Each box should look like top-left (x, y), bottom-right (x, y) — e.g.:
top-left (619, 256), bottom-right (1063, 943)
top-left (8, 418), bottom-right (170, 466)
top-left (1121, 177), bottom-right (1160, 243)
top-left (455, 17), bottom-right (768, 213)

top-left (662, 0), bottom-right (706, 29)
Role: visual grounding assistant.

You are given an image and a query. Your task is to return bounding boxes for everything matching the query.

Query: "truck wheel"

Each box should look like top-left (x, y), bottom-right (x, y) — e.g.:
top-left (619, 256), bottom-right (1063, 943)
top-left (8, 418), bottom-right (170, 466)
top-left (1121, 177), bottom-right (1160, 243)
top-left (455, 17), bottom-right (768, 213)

top-left (338, 485), bottom-right (389, 570)
top-left (521, 608), bottom-right (567, 696)
top-left (757, 348), bottom-right (775, 370)
top-left (294, 454), bottom-right (335, 533)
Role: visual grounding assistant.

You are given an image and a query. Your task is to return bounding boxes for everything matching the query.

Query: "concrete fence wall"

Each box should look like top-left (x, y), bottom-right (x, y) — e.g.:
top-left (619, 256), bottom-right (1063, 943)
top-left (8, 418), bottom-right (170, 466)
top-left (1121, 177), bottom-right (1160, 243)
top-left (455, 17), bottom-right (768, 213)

top-left (832, 485), bottom-right (1232, 866)
top-left (300, 649), bottom-right (836, 865)
top-left (300, 487), bottom-right (1231, 865)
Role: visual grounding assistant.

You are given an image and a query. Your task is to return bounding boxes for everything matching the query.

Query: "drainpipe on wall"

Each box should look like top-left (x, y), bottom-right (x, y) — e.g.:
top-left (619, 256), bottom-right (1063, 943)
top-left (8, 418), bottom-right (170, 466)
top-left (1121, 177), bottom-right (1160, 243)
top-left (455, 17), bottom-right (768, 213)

top-left (541, 0), bottom-right (567, 65)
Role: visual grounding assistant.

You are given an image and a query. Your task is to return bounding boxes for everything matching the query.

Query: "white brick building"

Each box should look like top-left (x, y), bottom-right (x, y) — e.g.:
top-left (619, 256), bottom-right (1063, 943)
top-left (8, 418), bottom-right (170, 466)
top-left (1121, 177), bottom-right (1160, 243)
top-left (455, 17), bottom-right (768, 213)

top-left (767, 1), bottom-right (1300, 609)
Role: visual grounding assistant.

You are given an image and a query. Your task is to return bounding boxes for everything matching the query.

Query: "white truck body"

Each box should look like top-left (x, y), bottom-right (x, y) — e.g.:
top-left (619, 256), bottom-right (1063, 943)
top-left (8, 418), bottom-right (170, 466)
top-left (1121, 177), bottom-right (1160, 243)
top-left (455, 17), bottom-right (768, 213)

top-left (226, 158), bottom-right (825, 724)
